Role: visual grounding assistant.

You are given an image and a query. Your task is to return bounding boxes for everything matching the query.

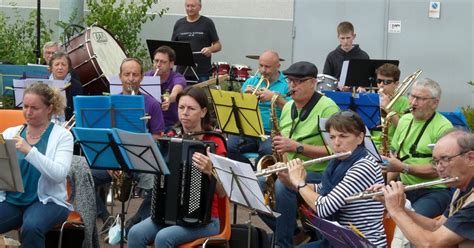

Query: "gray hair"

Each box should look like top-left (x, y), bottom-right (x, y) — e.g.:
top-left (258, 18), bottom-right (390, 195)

top-left (439, 128), bottom-right (474, 153)
top-left (412, 78), bottom-right (442, 99)
top-left (42, 41), bottom-right (60, 51)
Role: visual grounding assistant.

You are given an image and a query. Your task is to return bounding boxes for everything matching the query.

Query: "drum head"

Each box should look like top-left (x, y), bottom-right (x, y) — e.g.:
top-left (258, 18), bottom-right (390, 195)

top-left (89, 26), bottom-right (126, 82)
top-left (316, 74), bottom-right (338, 92)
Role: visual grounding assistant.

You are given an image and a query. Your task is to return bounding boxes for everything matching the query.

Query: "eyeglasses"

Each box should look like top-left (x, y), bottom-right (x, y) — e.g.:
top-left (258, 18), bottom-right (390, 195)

top-left (376, 79), bottom-right (394, 85)
top-left (153, 59), bottom-right (169, 64)
top-left (430, 151), bottom-right (467, 167)
top-left (286, 77), bottom-right (313, 84)
top-left (408, 94), bottom-right (436, 102)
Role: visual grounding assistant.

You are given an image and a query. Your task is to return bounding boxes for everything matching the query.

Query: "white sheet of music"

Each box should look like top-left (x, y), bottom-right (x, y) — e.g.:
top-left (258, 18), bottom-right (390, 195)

top-left (109, 75), bottom-right (161, 102)
top-left (0, 138), bottom-right (24, 192)
top-left (338, 60), bottom-right (349, 88)
top-left (13, 79), bottom-right (67, 107)
top-left (208, 152), bottom-right (279, 217)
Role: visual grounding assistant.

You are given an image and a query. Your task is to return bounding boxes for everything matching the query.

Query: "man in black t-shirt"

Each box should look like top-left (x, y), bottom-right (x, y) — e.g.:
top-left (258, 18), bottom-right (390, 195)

top-left (172, 0), bottom-right (222, 83)
top-left (377, 129), bottom-right (474, 247)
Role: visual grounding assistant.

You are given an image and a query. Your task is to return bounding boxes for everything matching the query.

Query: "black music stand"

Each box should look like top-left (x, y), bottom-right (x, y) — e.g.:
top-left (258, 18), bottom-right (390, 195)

top-left (208, 153), bottom-right (279, 248)
top-left (146, 39), bottom-right (199, 83)
top-left (209, 89), bottom-right (265, 139)
top-left (0, 135), bottom-right (24, 192)
top-left (72, 127), bottom-right (169, 248)
top-left (339, 59), bottom-right (399, 89)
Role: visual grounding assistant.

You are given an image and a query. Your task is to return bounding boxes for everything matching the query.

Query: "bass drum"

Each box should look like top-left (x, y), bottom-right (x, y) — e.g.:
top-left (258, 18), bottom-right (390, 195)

top-left (316, 74), bottom-right (338, 92)
top-left (64, 26), bottom-right (127, 95)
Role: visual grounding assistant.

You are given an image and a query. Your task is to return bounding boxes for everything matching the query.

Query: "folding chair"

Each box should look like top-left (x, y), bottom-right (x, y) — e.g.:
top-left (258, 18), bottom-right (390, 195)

top-left (0, 109), bottom-right (25, 132)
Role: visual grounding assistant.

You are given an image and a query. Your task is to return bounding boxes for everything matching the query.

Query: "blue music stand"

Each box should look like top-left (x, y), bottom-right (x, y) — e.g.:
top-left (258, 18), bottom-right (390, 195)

top-left (441, 108), bottom-right (471, 131)
top-left (73, 95), bottom-right (147, 133)
top-left (323, 91), bottom-right (381, 130)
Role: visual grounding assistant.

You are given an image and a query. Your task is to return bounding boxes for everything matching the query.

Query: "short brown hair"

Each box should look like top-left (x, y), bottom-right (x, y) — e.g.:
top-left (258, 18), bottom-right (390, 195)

top-left (325, 111), bottom-right (366, 137)
top-left (153, 46), bottom-right (176, 62)
top-left (337, 21), bottom-right (354, 35)
top-left (375, 63), bottom-right (401, 82)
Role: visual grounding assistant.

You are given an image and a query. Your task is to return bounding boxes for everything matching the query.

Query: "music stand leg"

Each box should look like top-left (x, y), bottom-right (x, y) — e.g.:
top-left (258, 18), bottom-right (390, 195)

top-left (120, 200), bottom-right (125, 248)
top-left (246, 209), bottom-right (257, 248)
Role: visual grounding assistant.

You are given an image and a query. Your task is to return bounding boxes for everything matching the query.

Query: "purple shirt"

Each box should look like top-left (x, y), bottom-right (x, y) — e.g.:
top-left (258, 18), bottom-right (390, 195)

top-left (143, 94), bottom-right (165, 134)
top-left (144, 70), bottom-right (187, 127)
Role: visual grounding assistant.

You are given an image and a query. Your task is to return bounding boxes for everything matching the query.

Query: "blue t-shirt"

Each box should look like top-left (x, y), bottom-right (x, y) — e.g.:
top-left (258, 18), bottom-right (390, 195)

top-left (6, 123), bottom-right (53, 205)
top-left (241, 72), bottom-right (290, 131)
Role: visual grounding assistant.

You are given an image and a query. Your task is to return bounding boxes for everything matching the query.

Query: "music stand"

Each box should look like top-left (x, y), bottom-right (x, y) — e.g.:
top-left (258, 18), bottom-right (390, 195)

top-left (0, 135), bottom-right (24, 192)
top-left (146, 39), bottom-right (199, 83)
top-left (108, 75), bottom-right (162, 102)
top-left (73, 127), bottom-right (169, 248)
top-left (441, 109), bottom-right (471, 131)
top-left (73, 95), bottom-right (147, 133)
top-left (12, 79), bottom-right (68, 107)
top-left (323, 91), bottom-right (381, 130)
top-left (304, 213), bottom-right (375, 247)
top-left (209, 89), bottom-right (265, 139)
top-left (339, 59), bottom-right (399, 88)
top-left (208, 153), bottom-right (279, 248)
top-left (319, 117), bottom-right (382, 163)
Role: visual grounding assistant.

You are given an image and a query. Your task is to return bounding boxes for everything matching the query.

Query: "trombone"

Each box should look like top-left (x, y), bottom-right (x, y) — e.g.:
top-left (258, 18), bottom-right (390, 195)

top-left (344, 177), bottom-right (458, 203)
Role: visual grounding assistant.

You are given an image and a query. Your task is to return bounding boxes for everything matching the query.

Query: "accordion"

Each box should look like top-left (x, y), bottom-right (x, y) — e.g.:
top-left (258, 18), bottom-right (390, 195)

top-left (151, 137), bottom-right (216, 226)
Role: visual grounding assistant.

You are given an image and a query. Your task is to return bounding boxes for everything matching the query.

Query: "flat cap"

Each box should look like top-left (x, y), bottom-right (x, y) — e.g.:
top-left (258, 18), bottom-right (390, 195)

top-left (283, 61), bottom-right (318, 78)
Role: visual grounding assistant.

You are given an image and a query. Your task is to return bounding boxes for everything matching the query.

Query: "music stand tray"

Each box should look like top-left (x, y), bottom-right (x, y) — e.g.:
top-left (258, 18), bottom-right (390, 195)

top-left (108, 75), bottom-right (162, 103)
top-left (209, 89), bottom-right (265, 139)
top-left (339, 59), bottom-right (399, 88)
top-left (146, 39), bottom-right (195, 67)
top-left (0, 136), bottom-right (24, 192)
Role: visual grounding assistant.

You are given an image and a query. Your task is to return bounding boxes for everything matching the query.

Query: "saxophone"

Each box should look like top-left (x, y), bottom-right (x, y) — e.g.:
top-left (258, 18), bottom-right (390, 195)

top-left (256, 94), bottom-right (287, 208)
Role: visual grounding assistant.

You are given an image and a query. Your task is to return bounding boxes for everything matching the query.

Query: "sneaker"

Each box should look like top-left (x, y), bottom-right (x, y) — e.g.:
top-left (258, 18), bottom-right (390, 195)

top-left (293, 231), bottom-right (311, 246)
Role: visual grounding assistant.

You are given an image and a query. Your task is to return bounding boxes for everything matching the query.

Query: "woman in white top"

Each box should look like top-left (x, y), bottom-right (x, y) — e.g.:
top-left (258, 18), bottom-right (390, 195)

top-left (0, 83), bottom-right (73, 248)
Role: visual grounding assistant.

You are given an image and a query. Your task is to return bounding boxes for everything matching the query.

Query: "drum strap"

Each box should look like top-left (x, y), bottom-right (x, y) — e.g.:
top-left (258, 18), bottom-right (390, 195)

top-left (289, 92), bottom-right (322, 139)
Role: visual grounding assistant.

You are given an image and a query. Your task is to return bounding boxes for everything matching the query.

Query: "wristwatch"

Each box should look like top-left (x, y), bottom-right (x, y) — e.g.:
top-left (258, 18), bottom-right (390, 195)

top-left (402, 164), bottom-right (410, 174)
top-left (296, 143), bottom-right (304, 154)
top-left (297, 181), bottom-right (307, 191)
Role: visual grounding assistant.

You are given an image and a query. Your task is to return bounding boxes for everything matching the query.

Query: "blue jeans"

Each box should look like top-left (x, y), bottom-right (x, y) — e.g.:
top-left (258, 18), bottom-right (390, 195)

top-left (0, 201), bottom-right (70, 248)
top-left (297, 237), bottom-right (330, 248)
top-left (127, 217), bottom-right (220, 248)
top-left (92, 169), bottom-right (112, 221)
top-left (227, 135), bottom-right (272, 166)
top-left (406, 187), bottom-right (452, 218)
top-left (258, 171), bottom-right (323, 248)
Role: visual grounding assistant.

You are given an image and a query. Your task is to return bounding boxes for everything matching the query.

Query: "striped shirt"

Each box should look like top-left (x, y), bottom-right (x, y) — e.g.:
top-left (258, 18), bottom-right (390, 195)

top-left (315, 154), bottom-right (387, 247)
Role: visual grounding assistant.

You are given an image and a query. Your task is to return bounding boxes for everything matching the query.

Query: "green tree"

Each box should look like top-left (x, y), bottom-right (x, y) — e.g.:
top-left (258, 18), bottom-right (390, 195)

top-left (85, 0), bottom-right (168, 69)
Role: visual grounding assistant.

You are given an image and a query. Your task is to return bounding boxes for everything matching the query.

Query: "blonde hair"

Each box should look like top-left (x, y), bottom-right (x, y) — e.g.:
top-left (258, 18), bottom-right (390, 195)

top-left (24, 83), bottom-right (66, 117)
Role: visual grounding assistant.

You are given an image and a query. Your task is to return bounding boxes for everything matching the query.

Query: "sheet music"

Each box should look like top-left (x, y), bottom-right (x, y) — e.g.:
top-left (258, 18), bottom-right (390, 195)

top-left (338, 60), bottom-right (349, 87)
top-left (109, 75), bottom-right (161, 102)
top-left (208, 153), bottom-right (279, 217)
top-left (319, 117), bottom-right (382, 162)
top-left (0, 138), bottom-right (24, 192)
top-left (13, 79), bottom-right (67, 107)
top-left (113, 128), bottom-right (169, 175)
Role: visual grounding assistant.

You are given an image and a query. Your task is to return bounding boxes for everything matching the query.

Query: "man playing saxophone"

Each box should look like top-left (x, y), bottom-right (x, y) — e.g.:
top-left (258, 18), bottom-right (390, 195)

top-left (371, 63), bottom-right (410, 154)
top-left (257, 61), bottom-right (339, 247)
top-left (374, 129), bottom-right (474, 247)
top-left (383, 78), bottom-right (453, 218)
top-left (227, 50), bottom-right (290, 166)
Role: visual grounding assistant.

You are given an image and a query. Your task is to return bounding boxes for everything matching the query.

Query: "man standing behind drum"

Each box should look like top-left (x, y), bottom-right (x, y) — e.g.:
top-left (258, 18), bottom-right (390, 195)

top-left (145, 45), bottom-right (187, 131)
top-left (227, 50), bottom-right (289, 167)
top-left (172, 0), bottom-right (222, 83)
top-left (323, 21), bottom-right (369, 80)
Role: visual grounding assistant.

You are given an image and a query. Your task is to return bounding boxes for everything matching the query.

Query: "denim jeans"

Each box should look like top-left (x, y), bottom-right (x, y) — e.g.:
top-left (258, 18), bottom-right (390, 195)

top-left (297, 237), bottom-right (330, 248)
top-left (0, 201), bottom-right (70, 248)
top-left (227, 134), bottom-right (272, 166)
top-left (406, 187), bottom-right (452, 218)
top-left (92, 169), bottom-right (112, 221)
top-left (258, 171), bottom-right (323, 248)
top-left (127, 217), bottom-right (219, 248)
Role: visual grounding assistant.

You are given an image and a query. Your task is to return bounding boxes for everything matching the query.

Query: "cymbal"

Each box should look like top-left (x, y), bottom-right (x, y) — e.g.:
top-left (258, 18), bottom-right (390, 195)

top-left (245, 55), bottom-right (285, 61)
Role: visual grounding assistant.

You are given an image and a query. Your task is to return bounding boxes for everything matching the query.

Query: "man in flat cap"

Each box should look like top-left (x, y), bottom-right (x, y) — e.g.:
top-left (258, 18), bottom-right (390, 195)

top-left (258, 61), bottom-right (340, 247)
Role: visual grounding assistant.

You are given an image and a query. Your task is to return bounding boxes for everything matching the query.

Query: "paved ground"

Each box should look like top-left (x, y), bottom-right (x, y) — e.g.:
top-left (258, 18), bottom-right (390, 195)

top-left (5, 196), bottom-right (273, 247)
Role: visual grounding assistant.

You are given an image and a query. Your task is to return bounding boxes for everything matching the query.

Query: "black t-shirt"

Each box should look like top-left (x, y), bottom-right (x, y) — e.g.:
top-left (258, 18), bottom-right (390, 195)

top-left (443, 179), bottom-right (474, 241)
top-left (171, 16), bottom-right (219, 78)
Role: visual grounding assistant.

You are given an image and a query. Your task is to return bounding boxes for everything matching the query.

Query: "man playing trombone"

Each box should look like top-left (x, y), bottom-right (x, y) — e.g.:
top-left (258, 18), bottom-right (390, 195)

top-left (375, 129), bottom-right (474, 247)
top-left (227, 50), bottom-right (289, 166)
top-left (383, 78), bottom-right (453, 218)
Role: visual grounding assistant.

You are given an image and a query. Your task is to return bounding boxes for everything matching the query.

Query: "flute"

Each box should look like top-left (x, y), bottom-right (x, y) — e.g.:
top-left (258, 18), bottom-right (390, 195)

top-left (153, 68), bottom-right (160, 77)
top-left (345, 177), bottom-right (459, 203)
top-left (255, 151), bottom-right (352, 177)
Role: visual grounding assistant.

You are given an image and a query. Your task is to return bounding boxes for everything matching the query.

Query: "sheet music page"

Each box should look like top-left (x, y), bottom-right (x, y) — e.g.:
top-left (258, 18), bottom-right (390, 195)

top-left (339, 60), bottom-right (349, 88)
top-left (109, 75), bottom-right (161, 102)
top-left (13, 79), bottom-right (67, 107)
top-left (0, 138), bottom-right (24, 192)
top-left (208, 153), bottom-right (278, 216)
